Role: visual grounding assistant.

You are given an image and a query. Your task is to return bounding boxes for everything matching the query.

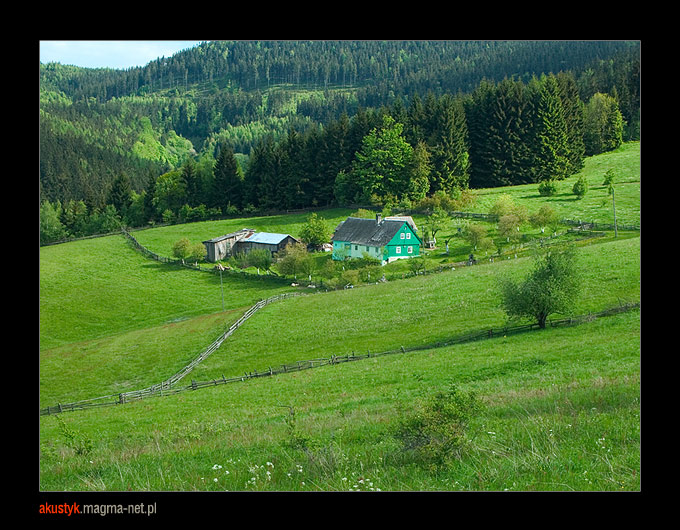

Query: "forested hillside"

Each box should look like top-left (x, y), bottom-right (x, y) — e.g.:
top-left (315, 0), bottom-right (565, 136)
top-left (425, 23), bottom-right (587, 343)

top-left (39, 40), bottom-right (640, 244)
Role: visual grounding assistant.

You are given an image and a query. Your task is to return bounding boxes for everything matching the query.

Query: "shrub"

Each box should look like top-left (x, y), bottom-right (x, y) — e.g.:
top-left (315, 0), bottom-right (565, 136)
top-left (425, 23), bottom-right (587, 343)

top-left (572, 175), bottom-right (589, 199)
top-left (392, 385), bottom-right (482, 470)
top-left (538, 179), bottom-right (558, 197)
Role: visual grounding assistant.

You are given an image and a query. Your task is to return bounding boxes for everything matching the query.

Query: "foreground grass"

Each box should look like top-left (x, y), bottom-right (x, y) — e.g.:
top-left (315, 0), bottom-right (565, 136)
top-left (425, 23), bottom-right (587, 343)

top-left (39, 309), bottom-right (639, 492)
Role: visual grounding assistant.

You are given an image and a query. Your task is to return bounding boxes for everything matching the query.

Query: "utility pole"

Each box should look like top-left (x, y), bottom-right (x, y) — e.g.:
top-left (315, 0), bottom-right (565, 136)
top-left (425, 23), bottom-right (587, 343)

top-left (217, 263), bottom-right (225, 311)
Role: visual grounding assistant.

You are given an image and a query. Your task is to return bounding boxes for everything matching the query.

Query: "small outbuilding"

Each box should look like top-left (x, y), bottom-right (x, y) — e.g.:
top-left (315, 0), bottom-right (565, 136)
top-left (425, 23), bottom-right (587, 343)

top-left (202, 229), bottom-right (255, 262)
top-left (202, 230), bottom-right (300, 262)
top-left (235, 232), bottom-right (300, 257)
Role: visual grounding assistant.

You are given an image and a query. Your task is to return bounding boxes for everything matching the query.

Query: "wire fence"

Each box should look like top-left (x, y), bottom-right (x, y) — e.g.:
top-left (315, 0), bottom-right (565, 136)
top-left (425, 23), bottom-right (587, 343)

top-left (39, 301), bottom-right (639, 416)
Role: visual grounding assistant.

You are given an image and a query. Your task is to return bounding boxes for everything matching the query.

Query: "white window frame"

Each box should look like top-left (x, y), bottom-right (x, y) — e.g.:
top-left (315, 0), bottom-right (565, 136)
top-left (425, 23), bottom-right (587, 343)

top-left (396, 246), bottom-right (401, 254)
top-left (400, 232), bottom-right (405, 239)
top-left (407, 246), bottom-right (413, 254)
top-left (406, 232), bottom-right (411, 240)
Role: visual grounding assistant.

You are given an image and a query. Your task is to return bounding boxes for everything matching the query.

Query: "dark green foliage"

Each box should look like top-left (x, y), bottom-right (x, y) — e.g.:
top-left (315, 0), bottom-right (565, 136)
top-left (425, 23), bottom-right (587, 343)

top-left (212, 144), bottom-right (244, 212)
top-left (39, 41), bottom-right (639, 242)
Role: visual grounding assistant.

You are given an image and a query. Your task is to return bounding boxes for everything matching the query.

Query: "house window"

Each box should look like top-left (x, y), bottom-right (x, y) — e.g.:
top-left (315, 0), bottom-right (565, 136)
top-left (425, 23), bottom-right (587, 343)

top-left (355, 245), bottom-right (358, 251)
top-left (406, 232), bottom-right (411, 240)
top-left (366, 246), bottom-right (369, 252)
top-left (396, 246), bottom-right (401, 254)
top-left (400, 232), bottom-right (405, 239)
top-left (408, 246), bottom-right (413, 254)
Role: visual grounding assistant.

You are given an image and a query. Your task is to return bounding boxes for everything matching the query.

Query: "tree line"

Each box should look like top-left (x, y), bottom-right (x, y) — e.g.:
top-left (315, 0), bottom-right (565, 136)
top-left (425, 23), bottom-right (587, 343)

top-left (39, 41), bottom-right (639, 208)
top-left (40, 70), bottom-right (629, 245)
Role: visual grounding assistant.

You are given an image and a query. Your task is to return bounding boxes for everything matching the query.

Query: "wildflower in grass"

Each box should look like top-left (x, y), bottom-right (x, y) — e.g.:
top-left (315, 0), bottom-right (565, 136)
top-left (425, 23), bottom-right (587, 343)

top-left (212, 464), bottom-right (222, 470)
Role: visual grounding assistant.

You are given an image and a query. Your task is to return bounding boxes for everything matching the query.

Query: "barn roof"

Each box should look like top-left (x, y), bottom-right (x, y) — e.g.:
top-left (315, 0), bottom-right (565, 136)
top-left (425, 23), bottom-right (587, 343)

top-left (331, 217), bottom-right (406, 246)
top-left (203, 229), bottom-right (254, 244)
top-left (244, 232), bottom-right (298, 245)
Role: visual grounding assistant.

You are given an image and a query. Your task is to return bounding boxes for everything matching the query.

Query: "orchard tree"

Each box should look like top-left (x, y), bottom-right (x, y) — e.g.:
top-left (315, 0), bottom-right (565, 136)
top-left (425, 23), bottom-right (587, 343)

top-left (499, 247), bottom-right (581, 328)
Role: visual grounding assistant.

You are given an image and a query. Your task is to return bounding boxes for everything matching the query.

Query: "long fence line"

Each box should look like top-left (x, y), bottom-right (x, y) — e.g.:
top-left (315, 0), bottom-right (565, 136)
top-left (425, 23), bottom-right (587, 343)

top-left (39, 301), bottom-right (639, 416)
top-left (118, 292), bottom-right (303, 403)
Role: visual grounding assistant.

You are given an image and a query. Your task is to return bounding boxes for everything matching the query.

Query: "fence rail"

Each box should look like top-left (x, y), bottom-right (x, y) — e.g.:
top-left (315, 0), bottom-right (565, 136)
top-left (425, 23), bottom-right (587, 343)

top-left (40, 302), bottom-right (639, 416)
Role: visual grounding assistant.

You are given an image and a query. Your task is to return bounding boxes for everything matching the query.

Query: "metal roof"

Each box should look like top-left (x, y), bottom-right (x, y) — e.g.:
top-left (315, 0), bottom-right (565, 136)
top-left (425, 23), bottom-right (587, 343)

top-left (203, 229), bottom-right (254, 244)
top-left (245, 232), bottom-right (294, 245)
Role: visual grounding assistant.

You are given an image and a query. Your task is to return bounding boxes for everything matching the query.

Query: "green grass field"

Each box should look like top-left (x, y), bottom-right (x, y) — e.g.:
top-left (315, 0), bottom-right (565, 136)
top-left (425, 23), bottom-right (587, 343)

top-left (38, 143), bottom-right (640, 492)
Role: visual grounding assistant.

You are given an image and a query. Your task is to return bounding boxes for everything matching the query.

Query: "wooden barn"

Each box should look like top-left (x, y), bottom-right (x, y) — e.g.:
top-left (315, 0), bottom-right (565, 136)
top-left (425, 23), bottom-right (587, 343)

top-left (202, 229), bottom-right (255, 262)
top-left (202, 230), bottom-right (300, 262)
top-left (235, 232), bottom-right (300, 256)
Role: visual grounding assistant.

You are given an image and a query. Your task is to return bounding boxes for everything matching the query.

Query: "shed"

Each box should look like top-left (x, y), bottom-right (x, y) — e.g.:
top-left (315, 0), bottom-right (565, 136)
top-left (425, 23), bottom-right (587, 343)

top-left (202, 229), bottom-right (255, 262)
top-left (234, 232), bottom-right (300, 257)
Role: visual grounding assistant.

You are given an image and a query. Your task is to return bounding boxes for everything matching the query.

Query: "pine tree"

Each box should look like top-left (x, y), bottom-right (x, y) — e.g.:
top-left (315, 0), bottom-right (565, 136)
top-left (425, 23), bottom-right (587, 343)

top-left (488, 78), bottom-right (534, 186)
top-left (427, 94), bottom-right (470, 193)
top-left (556, 72), bottom-right (585, 175)
top-left (212, 144), bottom-right (244, 212)
top-left (107, 173), bottom-right (133, 215)
top-left (180, 158), bottom-right (201, 206)
top-left (531, 75), bottom-right (570, 182)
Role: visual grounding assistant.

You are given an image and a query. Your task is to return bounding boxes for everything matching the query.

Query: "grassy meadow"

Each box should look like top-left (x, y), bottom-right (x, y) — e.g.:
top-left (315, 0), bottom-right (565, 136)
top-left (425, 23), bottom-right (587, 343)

top-left (38, 143), bottom-right (640, 493)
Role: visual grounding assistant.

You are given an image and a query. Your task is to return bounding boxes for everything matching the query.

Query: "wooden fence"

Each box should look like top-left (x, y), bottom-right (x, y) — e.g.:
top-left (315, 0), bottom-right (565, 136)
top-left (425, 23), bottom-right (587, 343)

top-left (39, 302), bottom-right (639, 416)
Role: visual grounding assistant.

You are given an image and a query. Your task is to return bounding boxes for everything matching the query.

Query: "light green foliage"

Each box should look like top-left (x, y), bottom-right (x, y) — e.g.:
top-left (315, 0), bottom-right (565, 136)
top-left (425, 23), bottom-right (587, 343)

top-left (572, 175), bottom-right (589, 199)
top-left (299, 213), bottom-right (331, 246)
top-left (530, 205), bottom-right (559, 232)
top-left (350, 115), bottom-right (415, 205)
top-left (172, 238), bottom-right (192, 261)
top-left (276, 242), bottom-right (313, 279)
top-left (538, 179), bottom-right (558, 197)
top-left (393, 385), bottom-right (482, 470)
top-left (583, 93), bottom-right (624, 156)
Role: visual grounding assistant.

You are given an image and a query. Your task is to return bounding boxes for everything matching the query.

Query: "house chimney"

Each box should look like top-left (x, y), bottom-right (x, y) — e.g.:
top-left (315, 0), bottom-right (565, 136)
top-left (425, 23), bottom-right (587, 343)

top-left (376, 213), bottom-right (382, 224)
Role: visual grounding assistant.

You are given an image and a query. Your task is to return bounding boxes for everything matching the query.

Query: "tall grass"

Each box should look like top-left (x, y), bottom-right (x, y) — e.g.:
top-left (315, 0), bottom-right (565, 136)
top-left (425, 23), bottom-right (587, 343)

top-left (39, 310), bottom-right (640, 492)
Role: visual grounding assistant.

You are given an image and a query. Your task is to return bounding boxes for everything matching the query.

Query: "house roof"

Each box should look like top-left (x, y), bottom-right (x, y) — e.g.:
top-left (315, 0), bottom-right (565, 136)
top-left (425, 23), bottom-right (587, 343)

top-left (331, 217), bottom-right (411, 246)
top-left (244, 232), bottom-right (297, 245)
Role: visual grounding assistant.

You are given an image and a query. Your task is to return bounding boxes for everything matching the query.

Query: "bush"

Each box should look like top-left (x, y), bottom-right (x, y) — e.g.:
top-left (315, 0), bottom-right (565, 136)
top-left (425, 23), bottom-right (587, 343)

top-left (572, 175), bottom-right (589, 199)
top-left (392, 385), bottom-right (482, 470)
top-left (538, 179), bottom-right (558, 197)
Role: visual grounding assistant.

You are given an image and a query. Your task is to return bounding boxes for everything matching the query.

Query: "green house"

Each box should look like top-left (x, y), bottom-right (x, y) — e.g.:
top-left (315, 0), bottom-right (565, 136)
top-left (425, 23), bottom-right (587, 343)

top-left (331, 215), bottom-right (422, 265)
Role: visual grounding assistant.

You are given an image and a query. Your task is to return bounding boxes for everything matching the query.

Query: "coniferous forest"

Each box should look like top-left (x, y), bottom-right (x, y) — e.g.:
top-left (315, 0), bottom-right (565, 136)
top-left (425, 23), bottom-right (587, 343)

top-left (39, 40), bottom-right (640, 244)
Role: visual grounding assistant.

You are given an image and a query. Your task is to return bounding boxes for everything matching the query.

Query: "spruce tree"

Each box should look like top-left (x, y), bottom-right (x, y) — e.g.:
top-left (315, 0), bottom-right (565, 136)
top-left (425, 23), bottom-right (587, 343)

top-left (212, 144), bottom-right (244, 212)
top-left (556, 72), bottom-right (585, 175)
top-left (180, 158), bottom-right (201, 207)
top-left (465, 80), bottom-right (497, 189)
top-left (531, 75), bottom-right (570, 182)
top-left (427, 94), bottom-right (470, 193)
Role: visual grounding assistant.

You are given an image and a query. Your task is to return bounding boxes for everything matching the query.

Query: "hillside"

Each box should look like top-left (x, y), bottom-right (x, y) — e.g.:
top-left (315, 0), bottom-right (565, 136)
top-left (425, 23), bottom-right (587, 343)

top-left (39, 40), bottom-right (640, 211)
top-left (39, 140), bottom-right (640, 494)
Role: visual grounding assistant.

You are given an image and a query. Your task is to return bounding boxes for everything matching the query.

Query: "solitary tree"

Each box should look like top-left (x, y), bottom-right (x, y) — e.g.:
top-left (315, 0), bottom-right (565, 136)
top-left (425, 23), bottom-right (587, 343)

top-left (499, 247), bottom-right (581, 328)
